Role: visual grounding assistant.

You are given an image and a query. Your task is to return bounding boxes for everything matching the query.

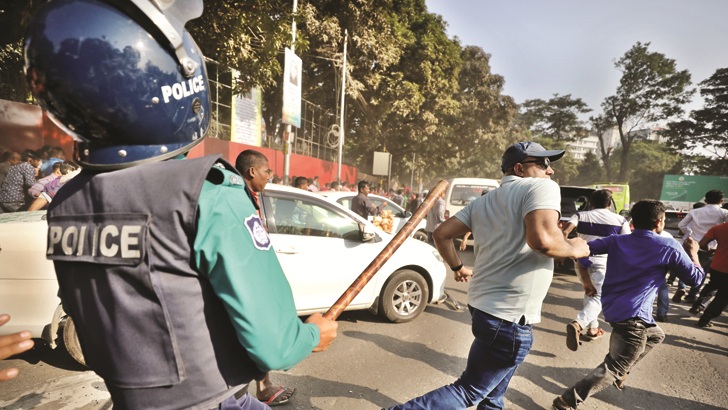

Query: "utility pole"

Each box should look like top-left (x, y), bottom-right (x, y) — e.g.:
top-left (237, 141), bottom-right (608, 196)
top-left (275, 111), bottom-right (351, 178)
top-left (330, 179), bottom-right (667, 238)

top-left (337, 30), bottom-right (348, 186)
top-left (283, 0), bottom-right (298, 185)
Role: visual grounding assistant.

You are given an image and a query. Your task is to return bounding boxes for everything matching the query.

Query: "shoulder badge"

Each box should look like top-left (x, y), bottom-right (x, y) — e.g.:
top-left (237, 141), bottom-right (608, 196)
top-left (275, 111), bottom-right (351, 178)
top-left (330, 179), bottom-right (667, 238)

top-left (245, 214), bottom-right (271, 250)
top-left (229, 174), bottom-right (244, 186)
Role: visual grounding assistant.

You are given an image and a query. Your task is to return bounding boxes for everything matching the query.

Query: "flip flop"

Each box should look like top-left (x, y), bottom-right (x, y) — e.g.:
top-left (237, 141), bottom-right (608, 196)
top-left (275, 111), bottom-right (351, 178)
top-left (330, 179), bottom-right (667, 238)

top-left (583, 328), bottom-right (605, 339)
top-left (566, 322), bottom-right (581, 351)
top-left (259, 387), bottom-right (295, 406)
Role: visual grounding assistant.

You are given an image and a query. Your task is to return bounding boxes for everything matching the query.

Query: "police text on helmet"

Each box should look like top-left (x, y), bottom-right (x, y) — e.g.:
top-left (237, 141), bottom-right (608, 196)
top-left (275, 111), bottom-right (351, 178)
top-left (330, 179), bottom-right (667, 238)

top-left (161, 75), bottom-right (205, 103)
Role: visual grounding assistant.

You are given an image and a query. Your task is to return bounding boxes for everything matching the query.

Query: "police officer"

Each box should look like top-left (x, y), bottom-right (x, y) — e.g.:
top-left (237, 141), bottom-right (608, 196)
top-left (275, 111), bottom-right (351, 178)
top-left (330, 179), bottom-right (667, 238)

top-left (24, 1), bottom-right (336, 409)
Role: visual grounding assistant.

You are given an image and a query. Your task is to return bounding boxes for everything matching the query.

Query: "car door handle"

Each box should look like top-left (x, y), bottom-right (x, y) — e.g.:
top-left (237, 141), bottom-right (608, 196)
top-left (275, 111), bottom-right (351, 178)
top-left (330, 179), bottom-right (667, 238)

top-left (275, 246), bottom-right (298, 254)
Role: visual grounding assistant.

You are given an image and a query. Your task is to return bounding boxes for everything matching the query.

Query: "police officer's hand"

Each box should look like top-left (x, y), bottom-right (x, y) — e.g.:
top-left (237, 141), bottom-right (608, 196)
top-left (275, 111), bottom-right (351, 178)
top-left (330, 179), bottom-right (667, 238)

top-left (305, 313), bottom-right (338, 352)
top-left (0, 314), bottom-right (34, 382)
top-left (568, 237), bottom-right (590, 259)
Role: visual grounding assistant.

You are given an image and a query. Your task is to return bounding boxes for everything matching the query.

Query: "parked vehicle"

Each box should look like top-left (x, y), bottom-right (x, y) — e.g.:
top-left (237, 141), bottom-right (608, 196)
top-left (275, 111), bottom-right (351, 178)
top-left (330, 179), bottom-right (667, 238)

top-left (444, 178), bottom-right (500, 220)
top-left (319, 191), bottom-right (429, 242)
top-left (593, 183), bottom-right (630, 214)
top-left (0, 185), bottom-right (447, 365)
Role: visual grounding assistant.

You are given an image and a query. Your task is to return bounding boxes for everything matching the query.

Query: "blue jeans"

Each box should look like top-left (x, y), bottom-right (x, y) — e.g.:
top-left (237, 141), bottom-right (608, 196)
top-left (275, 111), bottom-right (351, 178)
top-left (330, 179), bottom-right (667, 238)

top-left (656, 277), bottom-right (669, 317)
top-left (387, 307), bottom-right (533, 410)
top-left (560, 318), bottom-right (664, 408)
top-left (677, 250), bottom-right (712, 296)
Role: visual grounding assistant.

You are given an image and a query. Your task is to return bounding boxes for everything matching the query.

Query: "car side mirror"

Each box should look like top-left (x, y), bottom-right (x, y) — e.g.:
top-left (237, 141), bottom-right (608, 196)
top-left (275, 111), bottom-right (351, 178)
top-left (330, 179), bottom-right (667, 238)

top-left (619, 210), bottom-right (630, 218)
top-left (360, 222), bottom-right (376, 242)
top-left (403, 211), bottom-right (412, 218)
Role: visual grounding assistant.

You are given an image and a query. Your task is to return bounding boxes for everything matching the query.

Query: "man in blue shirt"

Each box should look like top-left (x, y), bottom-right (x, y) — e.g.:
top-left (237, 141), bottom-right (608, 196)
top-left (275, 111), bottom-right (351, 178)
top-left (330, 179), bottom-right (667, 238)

top-left (553, 200), bottom-right (705, 410)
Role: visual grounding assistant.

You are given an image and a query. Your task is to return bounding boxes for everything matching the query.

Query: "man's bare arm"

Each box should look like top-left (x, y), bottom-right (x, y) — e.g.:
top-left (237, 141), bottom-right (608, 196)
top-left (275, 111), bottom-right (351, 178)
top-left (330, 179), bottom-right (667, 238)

top-left (525, 209), bottom-right (590, 259)
top-left (433, 218), bottom-right (474, 282)
top-left (562, 222), bottom-right (576, 238)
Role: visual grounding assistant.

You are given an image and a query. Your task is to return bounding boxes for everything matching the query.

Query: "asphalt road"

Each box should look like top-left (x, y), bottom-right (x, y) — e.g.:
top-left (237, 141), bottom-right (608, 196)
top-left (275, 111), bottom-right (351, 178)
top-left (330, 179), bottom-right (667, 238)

top-left (1, 248), bottom-right (727, 409)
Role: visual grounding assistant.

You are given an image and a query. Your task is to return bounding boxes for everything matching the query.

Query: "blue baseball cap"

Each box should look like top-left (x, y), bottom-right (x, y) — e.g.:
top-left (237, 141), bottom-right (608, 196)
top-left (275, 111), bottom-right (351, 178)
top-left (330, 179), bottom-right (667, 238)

top-left (501, 141), bottom-right (565, 172)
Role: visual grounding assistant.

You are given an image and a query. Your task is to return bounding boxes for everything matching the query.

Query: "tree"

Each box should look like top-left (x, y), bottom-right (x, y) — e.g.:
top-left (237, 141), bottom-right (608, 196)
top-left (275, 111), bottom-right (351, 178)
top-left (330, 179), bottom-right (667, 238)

top-left (0, 0), bottom-right (46, 102)
top-left (601, 42), bottom-right (692, 182)
top-left (441, 46), bottom-right (518, 179)
top-left (616, 140), bottom-right (681, 200)
top-left (665, 67), bottom-right (728, 175)
top-left (589, 114), bottom-right (617, 181)
top-left (521, 94), bottom-right (591, 142)
top-left (570, 151), bottom-right (605, 187)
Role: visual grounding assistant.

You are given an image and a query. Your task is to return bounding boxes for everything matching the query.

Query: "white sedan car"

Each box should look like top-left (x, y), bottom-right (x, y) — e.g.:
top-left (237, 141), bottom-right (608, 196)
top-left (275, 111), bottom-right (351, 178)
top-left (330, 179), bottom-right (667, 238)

top-left (318, 191), bottom-right (429, 242)
top-left (0, 185), bottom-right (447, 364)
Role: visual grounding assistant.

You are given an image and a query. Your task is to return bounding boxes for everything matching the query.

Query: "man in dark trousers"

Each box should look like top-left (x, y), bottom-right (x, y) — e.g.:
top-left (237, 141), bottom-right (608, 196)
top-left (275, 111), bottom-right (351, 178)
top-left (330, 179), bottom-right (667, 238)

top-left (553, 200), bottom-right (704, 409)
top-left (26, 1), bottom-right (336, 409)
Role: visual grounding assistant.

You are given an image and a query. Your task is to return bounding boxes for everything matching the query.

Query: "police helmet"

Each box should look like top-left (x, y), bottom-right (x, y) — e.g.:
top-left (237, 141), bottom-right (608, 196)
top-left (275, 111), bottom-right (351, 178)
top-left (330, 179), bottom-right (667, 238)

top-left (24, 0), bottom-right (210, 170)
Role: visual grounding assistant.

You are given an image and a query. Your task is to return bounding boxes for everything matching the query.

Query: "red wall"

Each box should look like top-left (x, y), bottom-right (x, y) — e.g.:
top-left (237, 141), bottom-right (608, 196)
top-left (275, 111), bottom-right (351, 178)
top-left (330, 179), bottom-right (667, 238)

top-left (187, 138), bottom-right (358, 185)
top-left (1, 99), bottom-right (359, 185)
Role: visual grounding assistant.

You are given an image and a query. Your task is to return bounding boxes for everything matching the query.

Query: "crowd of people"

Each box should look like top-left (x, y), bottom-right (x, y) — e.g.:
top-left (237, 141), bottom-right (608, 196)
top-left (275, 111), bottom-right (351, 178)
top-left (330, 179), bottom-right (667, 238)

top-left (0, 146), bottom-right (80, 214)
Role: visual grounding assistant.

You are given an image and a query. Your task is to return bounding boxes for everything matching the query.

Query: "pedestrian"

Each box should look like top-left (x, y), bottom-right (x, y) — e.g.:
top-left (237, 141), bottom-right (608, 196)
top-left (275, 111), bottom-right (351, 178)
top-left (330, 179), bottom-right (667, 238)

top-left (0, 150), bottom-right (40, 213)
top-left (561, 189), bottom-right (631, 349)
top-left (26, 1), bottom-right (337, 409)
top-left (673, 190), bottom-right (728, 303)
top-left (391, 189), bottom-right (405, 207)
top-left (553, 200), bottom-right (704, 410)
top-left (425, 189), bottom-right (446, 245)
top-left (235, 149), bottom-right (297, 406)
top-left (387, 141), bottom-right (590, 410)
top-left (293, 176), bottom-right (308, 190)
top-left (351, 180), bottom-right (386, 220)
top-left (695, 220), bottom-right (728, 327)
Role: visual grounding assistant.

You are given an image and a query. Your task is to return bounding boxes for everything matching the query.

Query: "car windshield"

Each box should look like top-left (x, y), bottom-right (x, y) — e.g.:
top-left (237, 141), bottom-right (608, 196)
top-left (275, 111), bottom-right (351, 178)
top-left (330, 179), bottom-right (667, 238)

top-left (560, 187), bottom-right (595, 219)
top-left (450, 185), bottom-right (493, 206)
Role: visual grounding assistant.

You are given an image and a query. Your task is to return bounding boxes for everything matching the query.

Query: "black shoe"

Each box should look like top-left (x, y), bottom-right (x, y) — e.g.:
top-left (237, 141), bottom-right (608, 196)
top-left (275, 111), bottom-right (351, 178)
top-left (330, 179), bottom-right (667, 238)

top-left (654, 315), bottom-right (668, 322)
top-left (697, 320), bottom-right (713, 328)
top-left (685, 295), bottom-right (698, 303)
top-left (672, 289), bottom-right (685, 303)
top-left (689, 306), bottom-right (703, 315)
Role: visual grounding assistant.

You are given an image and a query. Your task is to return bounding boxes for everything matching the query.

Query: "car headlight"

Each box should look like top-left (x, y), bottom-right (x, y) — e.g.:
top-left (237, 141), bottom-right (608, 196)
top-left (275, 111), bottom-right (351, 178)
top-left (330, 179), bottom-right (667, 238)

top-left (432, 250), bottom-right (444, 262)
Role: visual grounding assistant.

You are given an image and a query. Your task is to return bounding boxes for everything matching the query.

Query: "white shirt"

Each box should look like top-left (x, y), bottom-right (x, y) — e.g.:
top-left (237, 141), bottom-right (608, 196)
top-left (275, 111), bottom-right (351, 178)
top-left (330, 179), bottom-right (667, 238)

top-left (678, 204), bottom-right (728, 249)
top-left (455, 176), bottom-right (560, 324)
top-left (568, 208), bottom-right (630, 267)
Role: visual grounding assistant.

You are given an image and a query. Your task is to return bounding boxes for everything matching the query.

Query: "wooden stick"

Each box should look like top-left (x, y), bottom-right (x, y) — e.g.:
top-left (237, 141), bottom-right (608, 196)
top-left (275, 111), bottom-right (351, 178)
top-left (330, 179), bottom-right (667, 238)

top-left (324, 179), bottom-right (449, 320)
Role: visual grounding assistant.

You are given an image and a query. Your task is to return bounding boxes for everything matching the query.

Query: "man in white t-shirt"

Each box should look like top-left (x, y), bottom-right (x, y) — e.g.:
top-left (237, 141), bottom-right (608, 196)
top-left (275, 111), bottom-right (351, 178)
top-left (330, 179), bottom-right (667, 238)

top-left (386, 141), bottom-right (590, 410)
top-left (561, 189), bottom-right (630, 351)
top-left (674, 190), bottom-right (728, 303)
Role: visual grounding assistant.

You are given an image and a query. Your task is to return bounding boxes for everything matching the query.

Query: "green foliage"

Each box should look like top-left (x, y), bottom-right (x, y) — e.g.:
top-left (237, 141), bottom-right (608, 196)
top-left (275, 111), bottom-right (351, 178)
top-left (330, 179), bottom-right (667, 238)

top-left (664, 67), bottom-right (728, 175)
top-left (601, 42), bottom-right (693, 181)
top-left (0, 41), bottom-right (30, 103)
top-left (521, 94), bottom-right (592, 142)
top-left (612, 140), bottom-right (682, 200)
top-left (570, 152), bottom-right (605, 187)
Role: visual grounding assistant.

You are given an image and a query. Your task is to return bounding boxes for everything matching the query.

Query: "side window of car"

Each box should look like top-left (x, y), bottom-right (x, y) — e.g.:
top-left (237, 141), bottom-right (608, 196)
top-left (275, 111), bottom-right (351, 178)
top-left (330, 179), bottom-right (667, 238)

top-left (271, 197), bottom-right (359, 239)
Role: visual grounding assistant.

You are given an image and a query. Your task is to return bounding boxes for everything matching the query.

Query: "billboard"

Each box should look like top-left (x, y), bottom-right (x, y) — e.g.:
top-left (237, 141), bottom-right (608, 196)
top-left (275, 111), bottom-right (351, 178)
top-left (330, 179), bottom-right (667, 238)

top-left (231, 87), bottom-right (262, 146)
top-left (660, 175), bottom-right (728, 202)
top-left (282, 48), bottom-right (302, 128)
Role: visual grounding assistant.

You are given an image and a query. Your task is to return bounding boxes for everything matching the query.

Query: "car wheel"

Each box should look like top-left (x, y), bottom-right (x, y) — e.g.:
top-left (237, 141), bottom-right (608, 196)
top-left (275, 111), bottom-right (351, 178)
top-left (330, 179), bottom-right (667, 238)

top-left (380, 269), bottom-right (429, 323)
top-left (62, 316), bottom-right (87, 367)
top-left (412, 230), bottom-right (428, 242)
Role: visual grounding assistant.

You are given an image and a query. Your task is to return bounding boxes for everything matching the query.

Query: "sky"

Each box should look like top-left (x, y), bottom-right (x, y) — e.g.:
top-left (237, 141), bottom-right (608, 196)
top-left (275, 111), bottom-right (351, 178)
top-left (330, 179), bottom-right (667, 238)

top-left (425, 0), bottom-right (728, 113)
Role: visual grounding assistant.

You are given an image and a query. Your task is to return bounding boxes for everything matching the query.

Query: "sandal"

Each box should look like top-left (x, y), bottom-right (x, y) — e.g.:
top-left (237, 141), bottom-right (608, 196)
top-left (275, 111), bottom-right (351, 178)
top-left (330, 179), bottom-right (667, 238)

top-left (583, 328), bottom-right (605, 339)
top-left (566, 322), bottom-right (581, 351)
top-left (258, 387), bottom-right (296, 406)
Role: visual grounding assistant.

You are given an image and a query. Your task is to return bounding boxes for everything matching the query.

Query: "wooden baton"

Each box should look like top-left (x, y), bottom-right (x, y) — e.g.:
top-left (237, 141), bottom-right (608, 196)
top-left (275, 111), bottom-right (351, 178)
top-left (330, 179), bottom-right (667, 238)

top-left (323, 179), bottom-right (450, 320)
